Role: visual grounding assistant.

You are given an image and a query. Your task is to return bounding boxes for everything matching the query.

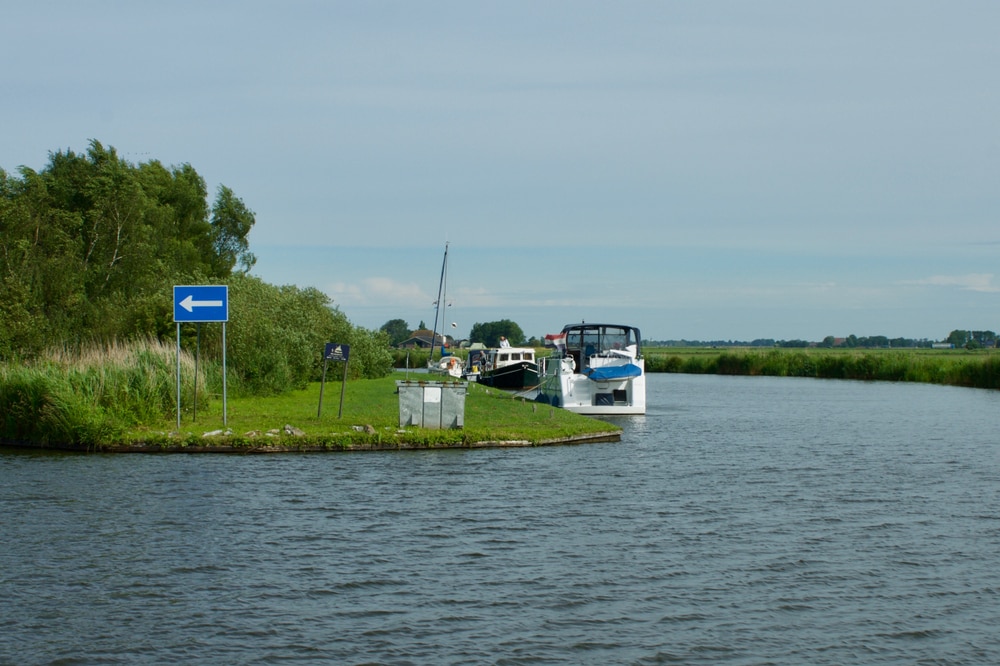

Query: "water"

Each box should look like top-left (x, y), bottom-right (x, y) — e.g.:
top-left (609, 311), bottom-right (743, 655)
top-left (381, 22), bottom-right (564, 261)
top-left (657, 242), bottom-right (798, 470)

top-left (3, 374), bottom-right (1000, 665)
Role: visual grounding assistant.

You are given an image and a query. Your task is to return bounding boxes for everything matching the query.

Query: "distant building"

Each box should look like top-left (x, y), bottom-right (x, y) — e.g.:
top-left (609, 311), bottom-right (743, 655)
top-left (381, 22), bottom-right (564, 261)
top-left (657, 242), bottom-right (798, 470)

top-left (398, 329), bottom-right (451, 350)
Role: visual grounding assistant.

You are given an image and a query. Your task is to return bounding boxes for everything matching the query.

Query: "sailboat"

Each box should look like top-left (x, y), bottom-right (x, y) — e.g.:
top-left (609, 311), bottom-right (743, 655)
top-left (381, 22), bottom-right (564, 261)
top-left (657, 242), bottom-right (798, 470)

top-left (427, 243), bottom-right (463, 378)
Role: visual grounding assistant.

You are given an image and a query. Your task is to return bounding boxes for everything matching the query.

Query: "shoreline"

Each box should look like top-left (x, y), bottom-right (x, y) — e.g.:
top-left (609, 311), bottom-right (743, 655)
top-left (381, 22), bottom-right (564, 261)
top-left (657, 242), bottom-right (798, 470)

top-left (1, 430), bottom-right (621, 454)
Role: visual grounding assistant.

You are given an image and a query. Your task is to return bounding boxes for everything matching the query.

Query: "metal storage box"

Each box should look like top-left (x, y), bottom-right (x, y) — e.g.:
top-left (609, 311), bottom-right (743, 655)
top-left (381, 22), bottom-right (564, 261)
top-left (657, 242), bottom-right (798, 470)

top-left (396, 380), bottom-right (466, 429)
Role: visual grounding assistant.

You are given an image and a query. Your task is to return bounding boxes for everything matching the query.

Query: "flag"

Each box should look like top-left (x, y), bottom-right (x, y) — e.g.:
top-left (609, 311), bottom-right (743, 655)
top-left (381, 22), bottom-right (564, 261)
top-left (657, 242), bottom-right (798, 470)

top-left (544, 333), bottom-right (567, 352)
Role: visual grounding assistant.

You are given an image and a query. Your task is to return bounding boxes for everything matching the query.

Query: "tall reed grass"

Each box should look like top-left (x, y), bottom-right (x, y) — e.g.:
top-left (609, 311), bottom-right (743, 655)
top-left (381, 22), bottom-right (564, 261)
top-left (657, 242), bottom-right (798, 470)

top-left (0, 339), bottom-right (206, 446)
top-left (645, 348), bottom-right (1000, 390)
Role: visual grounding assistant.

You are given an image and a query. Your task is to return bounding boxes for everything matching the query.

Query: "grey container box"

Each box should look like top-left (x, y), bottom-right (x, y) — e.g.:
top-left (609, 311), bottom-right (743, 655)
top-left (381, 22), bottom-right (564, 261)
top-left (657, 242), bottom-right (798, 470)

top-left (396, 380), bottom-right (467, 429)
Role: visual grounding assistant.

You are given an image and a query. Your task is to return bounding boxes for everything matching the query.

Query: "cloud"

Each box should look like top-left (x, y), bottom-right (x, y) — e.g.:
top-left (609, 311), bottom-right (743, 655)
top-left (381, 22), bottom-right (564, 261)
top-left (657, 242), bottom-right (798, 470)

top-left (326, 277), bottom-right (428, 306)
top-left (902, 274), bottom-right (1000, 293)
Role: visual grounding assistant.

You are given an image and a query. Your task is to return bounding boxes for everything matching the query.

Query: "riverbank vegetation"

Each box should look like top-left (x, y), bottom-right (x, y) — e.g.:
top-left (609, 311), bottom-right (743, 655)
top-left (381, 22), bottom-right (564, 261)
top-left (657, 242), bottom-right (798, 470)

top-left (0, 338), bottom-right (615, 450)
top-left (644, 346), bottom-right (1000, 390)
top-left (0, 141), bottom-right (392, 391)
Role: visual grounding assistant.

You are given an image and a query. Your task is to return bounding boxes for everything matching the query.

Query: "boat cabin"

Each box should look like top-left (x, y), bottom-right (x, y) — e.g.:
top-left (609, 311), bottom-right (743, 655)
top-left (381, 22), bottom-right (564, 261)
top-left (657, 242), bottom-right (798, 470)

top-left (560, 324), bottom-right (641, 373)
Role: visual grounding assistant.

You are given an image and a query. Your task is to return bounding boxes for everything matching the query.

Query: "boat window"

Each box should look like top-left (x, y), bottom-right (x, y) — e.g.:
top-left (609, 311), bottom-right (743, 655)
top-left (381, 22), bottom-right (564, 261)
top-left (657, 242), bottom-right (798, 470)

top-left (499, 353), bottom-right (509, 362)
top-left (510, 353), bottom-right (521, 361)
top-left (602, 327), bottom-right (629, 353)
top-left (525, 351), bottom-right (534, 361)
top-left (562, 325), bottom-right (639, 356)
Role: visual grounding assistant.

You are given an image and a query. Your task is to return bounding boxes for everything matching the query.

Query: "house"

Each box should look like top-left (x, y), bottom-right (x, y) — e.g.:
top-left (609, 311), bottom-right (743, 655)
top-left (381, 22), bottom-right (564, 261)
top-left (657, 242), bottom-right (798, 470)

top-left (398, 329), bottom-right (451, 350)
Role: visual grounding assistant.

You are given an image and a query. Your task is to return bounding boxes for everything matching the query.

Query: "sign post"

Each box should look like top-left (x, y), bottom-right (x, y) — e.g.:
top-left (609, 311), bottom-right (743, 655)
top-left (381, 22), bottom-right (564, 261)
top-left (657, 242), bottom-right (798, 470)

top-left (318, 343), bottom-right (350, 418)
top-left (173, 285), bottom-right (229, 429)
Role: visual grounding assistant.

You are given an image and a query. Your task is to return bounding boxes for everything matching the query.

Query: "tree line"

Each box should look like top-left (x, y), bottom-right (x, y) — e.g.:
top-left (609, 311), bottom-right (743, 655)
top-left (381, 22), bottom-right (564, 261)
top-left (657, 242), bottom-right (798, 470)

top-left (0, 140), bottom-right (392, 392)
top-left (380, 318), bottom-right (528, 349)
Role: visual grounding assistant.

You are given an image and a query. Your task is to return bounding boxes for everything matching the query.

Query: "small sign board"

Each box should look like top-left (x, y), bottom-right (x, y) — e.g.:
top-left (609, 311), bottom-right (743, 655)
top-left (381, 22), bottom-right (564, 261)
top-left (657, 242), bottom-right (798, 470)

top-left (319, 343), bottom-right (350, 418)
top-left (173, 285), bottom-right (229, 323)
top-left (324, 343), bottom-right (350, 361)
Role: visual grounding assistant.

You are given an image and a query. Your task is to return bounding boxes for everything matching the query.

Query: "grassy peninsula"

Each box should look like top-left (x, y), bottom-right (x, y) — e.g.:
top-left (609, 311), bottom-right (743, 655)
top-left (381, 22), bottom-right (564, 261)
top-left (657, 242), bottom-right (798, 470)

top-left (0, 340), bottom-right (618, 452)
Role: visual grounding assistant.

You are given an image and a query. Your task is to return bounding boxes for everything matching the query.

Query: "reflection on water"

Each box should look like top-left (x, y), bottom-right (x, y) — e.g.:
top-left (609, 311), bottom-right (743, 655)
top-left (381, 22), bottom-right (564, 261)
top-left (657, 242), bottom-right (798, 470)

top-left (3, 374), bottom-right (1000, 664)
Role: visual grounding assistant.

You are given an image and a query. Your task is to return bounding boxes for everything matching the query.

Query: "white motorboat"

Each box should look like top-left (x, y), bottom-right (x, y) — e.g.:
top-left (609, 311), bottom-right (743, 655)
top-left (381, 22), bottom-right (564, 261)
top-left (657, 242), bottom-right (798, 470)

top-left (537, 323), bottom-right (645, 415)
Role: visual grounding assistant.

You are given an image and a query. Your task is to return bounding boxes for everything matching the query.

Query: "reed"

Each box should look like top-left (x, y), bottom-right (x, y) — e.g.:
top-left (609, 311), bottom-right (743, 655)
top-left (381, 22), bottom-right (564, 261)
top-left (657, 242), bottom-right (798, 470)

top-left (1, 339), bottom-right (207, 446)
top-left (645, 347), bottom-right (1000, 390)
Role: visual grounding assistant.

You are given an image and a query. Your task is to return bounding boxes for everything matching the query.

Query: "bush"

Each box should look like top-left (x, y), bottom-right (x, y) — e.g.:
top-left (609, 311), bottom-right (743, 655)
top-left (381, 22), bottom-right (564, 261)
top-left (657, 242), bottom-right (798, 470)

top-left (212, 274), bottom-right (392, 396)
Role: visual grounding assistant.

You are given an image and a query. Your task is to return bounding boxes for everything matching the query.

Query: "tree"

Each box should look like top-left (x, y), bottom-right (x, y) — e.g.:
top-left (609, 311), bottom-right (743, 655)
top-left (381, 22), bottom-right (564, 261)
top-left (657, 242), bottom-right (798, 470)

top-left (380, 319), bottom-right (411, 346)
top-left (945, 330), bottom-right (969, 347)
top-left (0, 141), bottom-right (398, 388)
top-left (469, 319), bottom-right (525, 347)
top-left (210, 185), bottom-right (256, 275)
top-left (0, 141), bottom-right (260, 356)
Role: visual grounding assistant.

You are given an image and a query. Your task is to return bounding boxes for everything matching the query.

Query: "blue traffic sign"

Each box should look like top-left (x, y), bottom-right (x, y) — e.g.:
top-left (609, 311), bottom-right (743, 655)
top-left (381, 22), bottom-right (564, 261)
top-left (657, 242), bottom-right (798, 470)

top-left (173, 285), bottom-right (229, 323)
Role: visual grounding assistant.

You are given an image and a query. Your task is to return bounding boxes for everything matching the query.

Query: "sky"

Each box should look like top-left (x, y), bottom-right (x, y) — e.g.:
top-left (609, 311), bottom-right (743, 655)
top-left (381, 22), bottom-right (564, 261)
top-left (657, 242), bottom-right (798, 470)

top-left (3, 1), bottom-right (999, 342)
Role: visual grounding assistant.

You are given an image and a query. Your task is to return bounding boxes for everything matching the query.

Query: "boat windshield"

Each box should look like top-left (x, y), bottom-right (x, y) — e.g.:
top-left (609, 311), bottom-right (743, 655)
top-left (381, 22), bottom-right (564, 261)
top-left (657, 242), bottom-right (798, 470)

top-left (564, 325), bottom-right (640, 356)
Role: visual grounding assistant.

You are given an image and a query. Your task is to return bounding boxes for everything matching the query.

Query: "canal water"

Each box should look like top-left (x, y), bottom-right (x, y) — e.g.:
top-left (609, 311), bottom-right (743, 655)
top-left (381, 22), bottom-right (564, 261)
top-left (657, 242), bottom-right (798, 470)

top-left (2, 374), bottom-right (1000, 665)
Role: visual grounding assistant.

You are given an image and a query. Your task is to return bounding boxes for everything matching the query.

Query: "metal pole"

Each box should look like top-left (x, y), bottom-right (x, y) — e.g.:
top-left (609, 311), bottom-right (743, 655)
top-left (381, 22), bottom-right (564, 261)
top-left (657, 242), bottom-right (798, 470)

top-left (317, 359), bottom-right (328, 418)
top-left (222, 322), bottom-right (228, 427)
top-left (338, 358), bottom-right (349, 419)
top-left (194, 323), bottom-right (200, 422)
top-left (175, 323), bottom-right (181, 431)
top-left (429, 242), bottom-right (448, 364)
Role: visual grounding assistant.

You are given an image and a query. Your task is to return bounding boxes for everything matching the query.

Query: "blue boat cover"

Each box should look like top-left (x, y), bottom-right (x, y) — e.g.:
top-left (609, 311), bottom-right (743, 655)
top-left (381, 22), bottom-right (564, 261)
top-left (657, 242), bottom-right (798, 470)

top-left (586, 364), bottom-right (642, 381)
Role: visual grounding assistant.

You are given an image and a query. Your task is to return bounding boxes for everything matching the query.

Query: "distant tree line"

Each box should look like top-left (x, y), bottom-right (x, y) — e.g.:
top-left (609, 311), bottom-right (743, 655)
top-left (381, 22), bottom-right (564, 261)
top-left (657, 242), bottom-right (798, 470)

top-left (646, 330), bottom-right (997, 350)
top-left (0, 140), bottom-right (392, 391)
top-left (381, 318), bottom-right (528, 349)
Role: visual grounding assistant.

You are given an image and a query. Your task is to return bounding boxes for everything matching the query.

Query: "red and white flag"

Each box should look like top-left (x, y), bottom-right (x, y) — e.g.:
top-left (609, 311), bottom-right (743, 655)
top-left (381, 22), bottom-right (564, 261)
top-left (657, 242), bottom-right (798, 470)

top-left (544, 333), bottom-right (567, 351)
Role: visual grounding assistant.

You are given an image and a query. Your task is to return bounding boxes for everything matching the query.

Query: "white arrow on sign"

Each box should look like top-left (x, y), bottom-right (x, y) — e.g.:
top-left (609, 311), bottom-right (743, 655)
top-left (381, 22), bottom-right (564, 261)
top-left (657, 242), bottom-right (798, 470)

top-left (179, 294), bottom-right (223, 313)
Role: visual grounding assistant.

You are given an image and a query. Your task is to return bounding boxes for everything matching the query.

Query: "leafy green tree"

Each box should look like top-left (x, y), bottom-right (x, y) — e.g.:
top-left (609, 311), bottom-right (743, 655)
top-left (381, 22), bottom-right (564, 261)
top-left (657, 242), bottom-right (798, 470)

top-left (946, 330), bottom-right (969, 347)
top-left (380, 319), bottom-right (411, 346)
top-left (210, 186), bottom-right (256, 275)
top-left (214, 274), bottom-right (391, 395)
top-left (469, 319), bottom-right (525, 347)
top-left (0, 141), bottom-right (394, 391)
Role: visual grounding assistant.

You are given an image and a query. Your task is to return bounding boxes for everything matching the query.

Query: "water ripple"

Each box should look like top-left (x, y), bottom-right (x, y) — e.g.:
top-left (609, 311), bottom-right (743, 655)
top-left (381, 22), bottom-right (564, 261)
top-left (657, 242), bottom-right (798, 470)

top-left (3, 375), bottom-right (1000, 664)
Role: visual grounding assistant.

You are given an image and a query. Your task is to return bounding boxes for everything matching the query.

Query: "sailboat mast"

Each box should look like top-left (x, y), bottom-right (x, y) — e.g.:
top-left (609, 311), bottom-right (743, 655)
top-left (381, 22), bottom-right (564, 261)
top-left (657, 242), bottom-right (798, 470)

top-left (429, 242), bottom-right (449, 362)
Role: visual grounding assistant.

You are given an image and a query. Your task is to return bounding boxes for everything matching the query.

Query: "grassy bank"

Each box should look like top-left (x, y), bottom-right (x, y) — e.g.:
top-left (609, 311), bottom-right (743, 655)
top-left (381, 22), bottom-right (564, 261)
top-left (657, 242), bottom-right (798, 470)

top-left (122, 373), bottom-right (618, 451)
top-left (645, 346), bottom-right (1000, 389)
top-left (0, 340), bottom-right (618, 451)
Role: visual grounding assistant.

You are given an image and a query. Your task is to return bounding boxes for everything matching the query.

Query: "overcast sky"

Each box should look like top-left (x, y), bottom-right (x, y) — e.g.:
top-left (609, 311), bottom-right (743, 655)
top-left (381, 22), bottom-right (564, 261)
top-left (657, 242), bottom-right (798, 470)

top-left (4, 2), bottom-right (999, 341)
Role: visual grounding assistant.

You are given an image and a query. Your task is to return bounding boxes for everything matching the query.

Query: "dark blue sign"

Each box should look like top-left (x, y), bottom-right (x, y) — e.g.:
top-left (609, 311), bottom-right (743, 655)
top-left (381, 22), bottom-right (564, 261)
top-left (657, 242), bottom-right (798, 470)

top-left (325, 343), bottom-right (350, 361)
top-left (173, 285), bottom-right (229, 323)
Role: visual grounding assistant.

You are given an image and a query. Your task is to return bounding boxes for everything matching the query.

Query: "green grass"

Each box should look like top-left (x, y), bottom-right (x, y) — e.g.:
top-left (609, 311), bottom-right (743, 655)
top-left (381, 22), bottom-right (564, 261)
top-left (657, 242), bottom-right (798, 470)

top-left (127, 372), bottom-right (619, 451)
top-left (2, 341), bottom-right (618, 451)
